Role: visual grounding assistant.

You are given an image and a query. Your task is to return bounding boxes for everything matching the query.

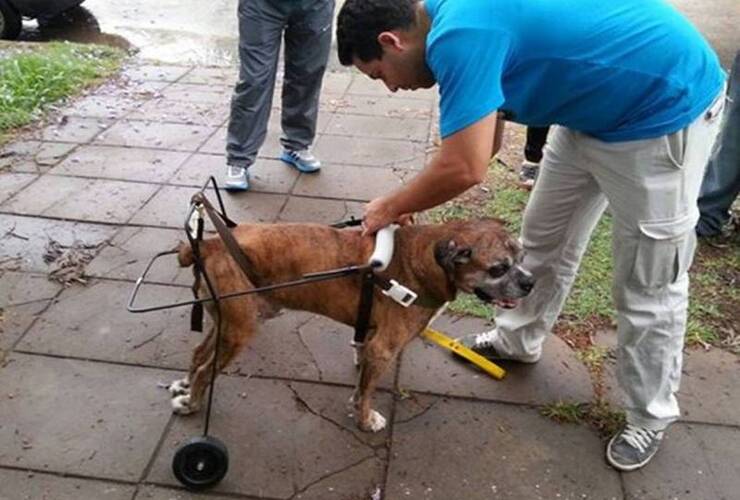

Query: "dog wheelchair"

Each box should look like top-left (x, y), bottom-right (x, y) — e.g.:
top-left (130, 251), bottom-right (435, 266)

top-left (127, 177), bottom-right (504, 490)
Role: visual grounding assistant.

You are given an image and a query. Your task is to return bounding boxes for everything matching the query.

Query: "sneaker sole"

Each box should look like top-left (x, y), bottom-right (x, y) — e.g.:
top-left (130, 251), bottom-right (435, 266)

top-left (605, 434), bottom-right (659, 472)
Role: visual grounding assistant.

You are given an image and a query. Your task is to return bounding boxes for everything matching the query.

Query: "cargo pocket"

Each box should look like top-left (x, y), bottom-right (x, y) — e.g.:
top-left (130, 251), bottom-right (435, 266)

top-left (631, 213), bottom-right (697, 289)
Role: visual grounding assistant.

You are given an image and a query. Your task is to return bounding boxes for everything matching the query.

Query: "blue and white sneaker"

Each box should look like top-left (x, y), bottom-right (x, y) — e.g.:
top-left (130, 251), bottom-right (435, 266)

top-left (224, 165), bottom-right (249, 191)
top-left (280, 148), bottom-right (321, 173)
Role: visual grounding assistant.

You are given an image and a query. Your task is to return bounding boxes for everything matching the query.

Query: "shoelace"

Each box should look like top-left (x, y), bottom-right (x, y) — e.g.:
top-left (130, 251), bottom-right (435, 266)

top-left (620, 424), bottom-right (658, 453)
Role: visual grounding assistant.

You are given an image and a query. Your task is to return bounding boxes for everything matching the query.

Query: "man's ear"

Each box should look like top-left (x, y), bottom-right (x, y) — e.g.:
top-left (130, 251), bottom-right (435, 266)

top-left (434, 240), bottom-right (472, 272)
top-left (377, 31), bottom-right (403, 52)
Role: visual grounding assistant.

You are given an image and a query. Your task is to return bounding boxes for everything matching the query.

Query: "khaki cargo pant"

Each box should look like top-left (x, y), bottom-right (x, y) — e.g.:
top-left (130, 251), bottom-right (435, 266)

top-left (492, 91), bottom-right (725, 430)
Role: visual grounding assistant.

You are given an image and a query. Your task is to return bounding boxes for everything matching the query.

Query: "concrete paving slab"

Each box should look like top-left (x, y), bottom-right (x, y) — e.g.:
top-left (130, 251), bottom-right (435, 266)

top-left (86, 226), bottom-right (192, 285)
top-left (0, 469), bottom-right (135, 500)
top-left (17, 280), bottom-right (196, 369)
top-left (324, 114), bottom-right (430, 143)
top-left (1, 176), bottom-right (159, 224)
top-left (320, 70), bottom-right (353, 95)
top-left (121, 64), bottom-right (192, 83)
top-left (0, 272), bottom-right (60, 352)
top-left (398, 314), bottom-right (594, 405)
top-left (0, 353), bottom-right (172, 481)
top-left (126, 97), bottom-right (230, 127)
top-left (0, 173), bottom-right (37, 204)
top-left (198, 126), bottom-right (279, 158)
top-left (38, 116), bottom-right (113, 143)
top-left (292, 163), bottom-right (406, 201)
top-left (130, 186), bottom-right (286, 227)
top-left (147, 378), bottom-right (389, 499)
top-left (277, 196), bottom-right (364, 224)
top-left (178, 66), bottom-right (237, 87)
top-left (0, 215), bottom-right (117, 273)
top-left (170, 154), bottom-right (299, 194)
top-left (92, 78), bottom-right (171, 100)
top-left (313, 135), bottom-right (425, 168)
top-left (622, 422), bottom-right (740, 500)
top-left (322, 94), bottom-right (434, 120)
top-left (677, 348), bottom-right (740, 426)
top-left (387, 395), bottom-right (621, 500)
top-left (161, 83), bottom-right (232, 104)
top-left (134, 484), bottom-right (235, 500)
top-left (346, 76), bottom-right (436, 102)
top-left (596, 331), bottom-right (740, 427)
top-left (59, 93), bottom-right (140, 120)
top-left (0, 141), bottom-right (77, 174)
top-left (230, 312), bottom-right (395, 389)
top-left (49, 145), bottom-right (189, 183)
top-left (95, 120), bottom-right (215, 152)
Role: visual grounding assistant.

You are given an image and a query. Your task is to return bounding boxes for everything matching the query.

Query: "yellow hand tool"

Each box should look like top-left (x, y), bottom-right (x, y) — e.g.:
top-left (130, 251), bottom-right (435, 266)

top-left (422, 327), bottom-right (506, 380)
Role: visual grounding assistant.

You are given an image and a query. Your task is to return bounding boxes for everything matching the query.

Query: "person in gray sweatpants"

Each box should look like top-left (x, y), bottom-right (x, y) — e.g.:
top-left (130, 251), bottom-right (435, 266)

top-left (224, 0), bottom-right (334, 191)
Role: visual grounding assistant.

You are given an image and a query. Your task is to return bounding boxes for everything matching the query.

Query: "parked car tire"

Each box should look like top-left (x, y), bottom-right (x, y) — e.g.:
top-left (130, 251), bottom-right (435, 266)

top-left (0, 0), bottom-right (22, 40)
top-left (38, 5), bottom-right (98, 32)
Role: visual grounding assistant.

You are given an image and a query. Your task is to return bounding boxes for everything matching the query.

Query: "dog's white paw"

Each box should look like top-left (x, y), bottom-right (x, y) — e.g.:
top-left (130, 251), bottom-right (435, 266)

top-left (171, 394), bottom-right (196, 415)
top-left (168, 378), bottom-right (190, 397)
top-left (365, 410), bottom-right (387, 432)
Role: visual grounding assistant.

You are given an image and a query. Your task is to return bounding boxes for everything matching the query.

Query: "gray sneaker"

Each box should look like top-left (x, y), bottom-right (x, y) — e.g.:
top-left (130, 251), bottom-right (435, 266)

top-left (606, 424), bottom-right (664, 471)
top-left (518, 161), bottom-right (539, 189)
top-left (455, 330), bottom-right (540, 363)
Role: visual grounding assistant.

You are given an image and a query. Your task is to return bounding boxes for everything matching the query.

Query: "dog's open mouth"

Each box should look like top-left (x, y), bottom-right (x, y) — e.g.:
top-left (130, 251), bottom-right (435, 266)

top-left (473, 288), bottom-right (520, 309)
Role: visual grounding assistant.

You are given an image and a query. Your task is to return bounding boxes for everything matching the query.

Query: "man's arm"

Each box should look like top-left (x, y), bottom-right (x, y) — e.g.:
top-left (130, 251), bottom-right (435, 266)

top-left (362, 111), bottom-right (498, 234)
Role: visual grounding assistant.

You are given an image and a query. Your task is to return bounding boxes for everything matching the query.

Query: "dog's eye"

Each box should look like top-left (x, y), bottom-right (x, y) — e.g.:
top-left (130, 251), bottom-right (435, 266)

top-left (488, 263), bottom-right (510, 278)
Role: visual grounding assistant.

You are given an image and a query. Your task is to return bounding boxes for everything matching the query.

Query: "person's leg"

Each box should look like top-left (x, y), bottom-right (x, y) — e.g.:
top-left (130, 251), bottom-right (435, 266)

top-left (519, 126), bottom-right (551, 188)
top-left (279, 0), bottom-right (334, 173)
top-left (459, 126), bottom-right (608, 360)
top-left (696, 51), bottom-right (740, 237)
top-left (583, 90), bottom-right (725, 471)
top-left (225, 0), bottom-right (286, 189)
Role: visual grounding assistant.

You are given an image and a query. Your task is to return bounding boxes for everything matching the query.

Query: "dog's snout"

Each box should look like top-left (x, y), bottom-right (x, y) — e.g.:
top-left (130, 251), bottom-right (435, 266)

top-left (518, 272), bottom-right (535, 293)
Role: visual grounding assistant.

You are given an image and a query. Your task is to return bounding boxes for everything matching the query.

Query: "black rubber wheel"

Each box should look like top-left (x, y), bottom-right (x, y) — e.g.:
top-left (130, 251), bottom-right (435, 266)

top-left (172, 436), bottom-right (229, 491)
top-left (38, 5), bottom-right (99, 32)
top-left (0, 0), bottom-right (22, 40)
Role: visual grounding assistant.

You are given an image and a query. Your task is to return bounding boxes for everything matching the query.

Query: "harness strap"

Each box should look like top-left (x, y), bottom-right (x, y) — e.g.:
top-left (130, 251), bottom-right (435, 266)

top-left (190, 214), bottom-right (205, 332)
top-left (196, 193), bottom-right (255, 285)
top-left (353, 269), bottom-right (377, 345)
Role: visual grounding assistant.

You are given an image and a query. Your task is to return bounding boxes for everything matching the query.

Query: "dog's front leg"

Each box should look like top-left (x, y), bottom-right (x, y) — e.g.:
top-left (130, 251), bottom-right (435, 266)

top-left (354, 336), bottom-right (396, 432)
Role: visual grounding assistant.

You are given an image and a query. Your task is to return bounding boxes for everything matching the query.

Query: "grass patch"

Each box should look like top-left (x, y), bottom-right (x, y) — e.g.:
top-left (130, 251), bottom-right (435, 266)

top-left (540, 401), bottom-right (586, 425)
top-left (0, 41), bottom-right (125, 142)
top-left (541, 399), bottom-right (626, 438)
top-left (575, 345), bottom-right (611, 371)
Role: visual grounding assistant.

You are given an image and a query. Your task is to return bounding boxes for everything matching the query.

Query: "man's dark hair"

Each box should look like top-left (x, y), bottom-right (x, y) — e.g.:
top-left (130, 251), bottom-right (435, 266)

top-left (337, 0), bottom-right (418, 65)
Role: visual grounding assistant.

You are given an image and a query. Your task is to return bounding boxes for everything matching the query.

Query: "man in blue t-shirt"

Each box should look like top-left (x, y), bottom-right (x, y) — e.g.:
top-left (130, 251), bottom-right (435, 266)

top-left (337, 0), bottom-right (726, 471)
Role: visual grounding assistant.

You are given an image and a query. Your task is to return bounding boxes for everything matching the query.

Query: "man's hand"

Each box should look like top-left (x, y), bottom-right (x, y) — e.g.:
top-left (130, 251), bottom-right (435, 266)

top-left (362, 198), bottom-right (414, 235)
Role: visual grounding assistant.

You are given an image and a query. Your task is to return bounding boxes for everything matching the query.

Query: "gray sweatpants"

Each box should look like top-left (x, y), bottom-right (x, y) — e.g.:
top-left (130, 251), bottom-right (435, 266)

top-left (226, 0), bottom-right (334, 168)
top-left (489, 89), bottom-right (725, 430)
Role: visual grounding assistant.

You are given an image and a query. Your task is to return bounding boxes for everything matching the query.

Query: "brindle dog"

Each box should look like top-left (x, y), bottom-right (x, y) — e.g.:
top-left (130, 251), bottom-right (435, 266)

top-left (169, 218), bottom-right (534, 432)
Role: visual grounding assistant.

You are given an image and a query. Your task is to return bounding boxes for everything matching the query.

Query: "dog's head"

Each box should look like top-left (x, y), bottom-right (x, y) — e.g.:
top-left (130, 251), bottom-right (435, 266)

top-left (434, 219), bottom-right (535, 309)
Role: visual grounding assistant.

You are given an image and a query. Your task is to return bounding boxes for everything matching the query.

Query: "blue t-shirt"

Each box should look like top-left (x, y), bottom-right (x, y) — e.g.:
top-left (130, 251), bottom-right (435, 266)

top-left (425, 0), bottom-right (725, 142)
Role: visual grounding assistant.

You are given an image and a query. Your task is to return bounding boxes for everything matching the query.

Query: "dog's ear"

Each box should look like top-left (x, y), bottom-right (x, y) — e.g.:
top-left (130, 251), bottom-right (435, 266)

top-left (434, 239), bottom-right (472, 271)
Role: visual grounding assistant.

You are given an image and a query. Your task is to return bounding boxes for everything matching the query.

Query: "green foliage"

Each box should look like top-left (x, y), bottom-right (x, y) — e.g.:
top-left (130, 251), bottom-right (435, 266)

top-left (0, 42), bottom-right (125, 133)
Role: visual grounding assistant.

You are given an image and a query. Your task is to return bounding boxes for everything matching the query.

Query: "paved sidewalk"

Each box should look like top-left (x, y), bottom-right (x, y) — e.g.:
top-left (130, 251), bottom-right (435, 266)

top-left (1, 62), bottom-right (738, 500)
